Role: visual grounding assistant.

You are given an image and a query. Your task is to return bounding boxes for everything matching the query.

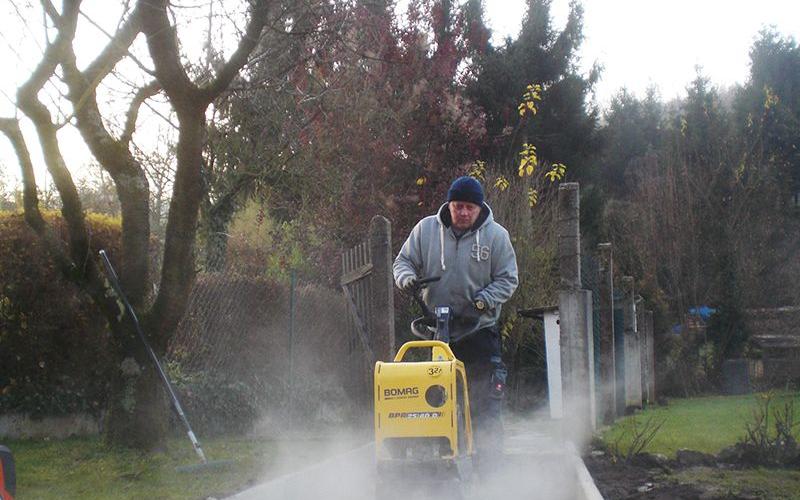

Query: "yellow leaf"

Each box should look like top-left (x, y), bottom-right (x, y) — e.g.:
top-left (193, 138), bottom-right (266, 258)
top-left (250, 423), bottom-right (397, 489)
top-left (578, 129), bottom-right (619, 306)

top-left (494, 176), bottom-right (510, 191)
top-left (468, 160), bottom-right (487, 181)
top-left (416, 176), bottom-right (426, 186)
top-left (528, 188), bottom-right (539, 207)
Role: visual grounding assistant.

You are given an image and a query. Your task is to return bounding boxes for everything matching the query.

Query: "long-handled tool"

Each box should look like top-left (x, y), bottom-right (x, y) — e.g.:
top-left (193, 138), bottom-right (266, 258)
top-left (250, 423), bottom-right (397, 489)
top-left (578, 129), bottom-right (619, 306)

top-left (99, 249), bottom-right (233, 472)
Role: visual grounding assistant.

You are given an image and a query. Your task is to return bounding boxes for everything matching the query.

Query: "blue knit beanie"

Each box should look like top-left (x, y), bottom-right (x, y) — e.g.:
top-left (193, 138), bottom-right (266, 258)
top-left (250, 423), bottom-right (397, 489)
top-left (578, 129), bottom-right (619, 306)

top-left (447, 176), bottom-right (484, 206)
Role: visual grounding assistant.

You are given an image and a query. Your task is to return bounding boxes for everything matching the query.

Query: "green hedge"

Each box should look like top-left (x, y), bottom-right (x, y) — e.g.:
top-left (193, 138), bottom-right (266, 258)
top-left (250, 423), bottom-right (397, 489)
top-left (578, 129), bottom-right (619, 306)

top-left (168, 367), bottom-right (265, 436)
top-left (0, 211), bottom-right (121, 417)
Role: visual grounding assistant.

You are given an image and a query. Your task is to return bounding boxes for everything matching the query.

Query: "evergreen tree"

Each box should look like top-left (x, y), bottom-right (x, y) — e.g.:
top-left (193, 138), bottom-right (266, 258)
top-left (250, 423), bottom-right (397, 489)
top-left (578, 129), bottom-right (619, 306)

top-left (599, 87), bottom-right (664, 197)
top-left (739, 29), bottom-right (800, 212)
top-left (467, 0), bottom-right (599, 179)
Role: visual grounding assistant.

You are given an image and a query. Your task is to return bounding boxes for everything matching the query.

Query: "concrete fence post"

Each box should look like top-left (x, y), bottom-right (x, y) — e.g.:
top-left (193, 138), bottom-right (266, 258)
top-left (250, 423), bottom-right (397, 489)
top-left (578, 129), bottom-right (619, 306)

top-left (637, 307), bottom-right (648, 405)
top-left (597, 243), bottom-right (616, 424)
top-left (558, 185), bottom-right (581, 291)
top-left (621, 276), bottom-right (642, 411)
top-left (644, 310), bottom-right (656, 404)
top-left (369, 215), bottom-right (395, 360)
top-left (557, 183), bottom-right (595, 438)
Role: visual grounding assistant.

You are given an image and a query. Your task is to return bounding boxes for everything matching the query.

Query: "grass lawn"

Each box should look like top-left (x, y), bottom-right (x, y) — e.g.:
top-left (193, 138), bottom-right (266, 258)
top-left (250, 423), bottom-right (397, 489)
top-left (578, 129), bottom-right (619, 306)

top-left (5, 432), bottom-right (366, 500)
top-left (674, 467), bottom-right (800, 500)
top-left (601, 391), bottom-right (800, 457)
top-left (597, 392), bottom-right (800, 500)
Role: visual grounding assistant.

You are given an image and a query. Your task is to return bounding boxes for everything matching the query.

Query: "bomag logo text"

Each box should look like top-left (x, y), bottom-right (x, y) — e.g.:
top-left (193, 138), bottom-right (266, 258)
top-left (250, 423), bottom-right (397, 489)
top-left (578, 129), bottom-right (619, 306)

top-left (383, 387), bottom-right (419, 399)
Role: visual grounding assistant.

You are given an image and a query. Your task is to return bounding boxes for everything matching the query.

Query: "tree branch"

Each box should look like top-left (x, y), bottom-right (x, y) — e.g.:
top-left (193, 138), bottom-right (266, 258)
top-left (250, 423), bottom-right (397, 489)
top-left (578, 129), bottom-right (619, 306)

top-left (18, 3), bottom-right (79, 113)
top-left (0, 115), bottom-right (93, 298)
top-left (59, 3), bottom-right (152, 306)
top-left (142, 98), bottom-right (179, 130)
top-left (81, 5), bottom-right (142, 85)
top-left (138, 0), bottom-right (198, 105)
top-left (0, 117), bottom-right (45, 232)
top-left (16, 0), bottom-right (92, 272)
top-left (78, 8), bottom-right (155, 76)
top-left (201, 0), bottom-right (270, 102)
top-left (135, 0), bottom-right (271, 339)
top-left (14, 0), bottom-right (133, 329)
top-left (40, 0), bottom-right (60, 27)
top-left (121, 80), bottom-right (160, 146)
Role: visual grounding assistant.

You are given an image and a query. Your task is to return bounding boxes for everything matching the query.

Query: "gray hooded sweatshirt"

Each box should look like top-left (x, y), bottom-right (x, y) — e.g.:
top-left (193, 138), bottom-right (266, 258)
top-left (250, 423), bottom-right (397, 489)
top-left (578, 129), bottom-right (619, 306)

top-left (393, 202), bottom-right (519, 341)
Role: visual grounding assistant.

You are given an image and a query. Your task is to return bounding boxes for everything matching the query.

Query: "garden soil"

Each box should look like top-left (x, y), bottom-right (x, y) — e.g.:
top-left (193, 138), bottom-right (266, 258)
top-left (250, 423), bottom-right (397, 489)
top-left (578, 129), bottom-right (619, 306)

top-left (586, 452), bottom-right (783, 499)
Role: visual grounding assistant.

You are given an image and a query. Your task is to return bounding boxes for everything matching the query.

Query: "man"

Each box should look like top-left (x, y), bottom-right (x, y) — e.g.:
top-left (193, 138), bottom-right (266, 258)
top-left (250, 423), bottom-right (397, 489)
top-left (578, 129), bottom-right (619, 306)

top-left (393, 175), bottom-right (518, 469)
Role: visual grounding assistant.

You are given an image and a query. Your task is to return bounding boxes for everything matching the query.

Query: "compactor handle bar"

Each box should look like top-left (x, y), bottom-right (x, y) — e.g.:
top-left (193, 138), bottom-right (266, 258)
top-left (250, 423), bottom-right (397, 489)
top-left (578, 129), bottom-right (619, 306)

top-left (394, 340), bottom-right (455, 362)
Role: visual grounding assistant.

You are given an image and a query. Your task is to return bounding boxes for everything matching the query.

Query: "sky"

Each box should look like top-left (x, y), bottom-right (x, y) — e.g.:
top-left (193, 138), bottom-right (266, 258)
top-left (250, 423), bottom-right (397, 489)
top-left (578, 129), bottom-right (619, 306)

top-left (1, 0), bottom-right (800, 189)
top-left (485, 0), bottom-right (800, 104)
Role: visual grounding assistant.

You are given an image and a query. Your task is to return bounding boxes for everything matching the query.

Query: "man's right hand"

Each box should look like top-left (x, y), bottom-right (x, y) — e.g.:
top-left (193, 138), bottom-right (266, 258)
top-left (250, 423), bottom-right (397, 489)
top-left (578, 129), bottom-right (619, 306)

top-left (399, 275), bottom-right (418, 292)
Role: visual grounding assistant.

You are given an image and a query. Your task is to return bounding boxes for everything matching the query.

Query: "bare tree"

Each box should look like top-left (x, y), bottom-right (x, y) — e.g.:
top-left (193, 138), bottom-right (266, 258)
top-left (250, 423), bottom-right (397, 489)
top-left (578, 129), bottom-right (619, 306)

top-left (0, 0), bottom-right (275, 448)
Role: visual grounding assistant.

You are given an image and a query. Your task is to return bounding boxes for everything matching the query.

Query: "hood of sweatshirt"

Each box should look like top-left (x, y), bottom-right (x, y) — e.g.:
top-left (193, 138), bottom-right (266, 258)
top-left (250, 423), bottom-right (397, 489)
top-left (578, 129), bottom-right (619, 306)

top-left (433, 202), bottom-right (493, 272)
top-left (393, 201), bottom-right (518, 342)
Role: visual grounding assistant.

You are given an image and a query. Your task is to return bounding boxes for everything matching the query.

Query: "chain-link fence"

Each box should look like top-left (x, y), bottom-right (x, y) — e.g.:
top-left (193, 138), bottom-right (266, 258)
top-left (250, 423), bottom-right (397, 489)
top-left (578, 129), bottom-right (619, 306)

top-left (166, 238), bottom-right (358, 435)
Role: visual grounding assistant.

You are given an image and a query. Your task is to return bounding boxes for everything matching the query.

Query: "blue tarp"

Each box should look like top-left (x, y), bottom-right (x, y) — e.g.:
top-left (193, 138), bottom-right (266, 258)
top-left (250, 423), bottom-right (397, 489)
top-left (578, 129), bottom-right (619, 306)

top-left (688, 305), bottom-right (716, 321)
top-left (671, 305), bottom-right (717, 334)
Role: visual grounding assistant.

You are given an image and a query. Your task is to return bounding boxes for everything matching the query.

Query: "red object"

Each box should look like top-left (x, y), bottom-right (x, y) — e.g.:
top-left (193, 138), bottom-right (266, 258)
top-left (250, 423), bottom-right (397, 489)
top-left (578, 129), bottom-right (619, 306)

top-left (0, 468), bottom-right (13, 500)
top-left (0, 445), bottom-right (14, 500)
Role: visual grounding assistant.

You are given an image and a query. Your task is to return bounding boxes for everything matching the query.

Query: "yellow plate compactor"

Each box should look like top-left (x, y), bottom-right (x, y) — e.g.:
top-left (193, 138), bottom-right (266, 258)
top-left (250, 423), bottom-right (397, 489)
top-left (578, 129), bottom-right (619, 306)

top-left (373, 277), bottom-right (474, 498)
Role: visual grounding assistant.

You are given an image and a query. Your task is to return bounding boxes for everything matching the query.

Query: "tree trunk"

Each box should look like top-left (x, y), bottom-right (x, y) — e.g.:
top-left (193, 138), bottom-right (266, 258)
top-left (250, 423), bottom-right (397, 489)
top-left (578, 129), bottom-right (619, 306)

top-left (201, 194), bottom-right (238, 272)
top-left (203, 212), bottom-right (232, 272)
top-left (103, 105), bottom-right (207, 448)
top-left (104, 325), bottom-right (168, 450)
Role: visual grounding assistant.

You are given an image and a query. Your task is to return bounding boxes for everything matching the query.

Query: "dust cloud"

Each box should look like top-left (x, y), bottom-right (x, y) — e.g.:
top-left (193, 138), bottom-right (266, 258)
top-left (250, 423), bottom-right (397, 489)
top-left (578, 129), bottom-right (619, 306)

top-left (222, 289), bottom-right (594, 499)
top-left (228, 410), bottom-right (593, 500)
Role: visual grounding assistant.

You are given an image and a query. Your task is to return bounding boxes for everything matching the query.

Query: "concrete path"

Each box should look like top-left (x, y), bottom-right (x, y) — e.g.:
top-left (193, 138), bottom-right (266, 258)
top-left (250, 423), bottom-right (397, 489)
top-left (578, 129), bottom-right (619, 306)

top-left (228, 417), bottom-right (603, 500)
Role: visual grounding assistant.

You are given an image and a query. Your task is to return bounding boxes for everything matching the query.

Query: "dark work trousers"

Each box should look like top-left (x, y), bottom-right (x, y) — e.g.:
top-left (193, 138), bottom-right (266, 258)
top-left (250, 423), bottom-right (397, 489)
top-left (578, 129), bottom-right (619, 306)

top-left (451, 325), bottom-right (506, 471)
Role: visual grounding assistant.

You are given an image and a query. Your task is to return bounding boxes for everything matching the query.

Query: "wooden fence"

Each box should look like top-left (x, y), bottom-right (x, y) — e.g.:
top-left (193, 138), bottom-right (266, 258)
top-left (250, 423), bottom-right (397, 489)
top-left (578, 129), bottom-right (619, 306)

top-left (340, 216), bottom-right (395, 404)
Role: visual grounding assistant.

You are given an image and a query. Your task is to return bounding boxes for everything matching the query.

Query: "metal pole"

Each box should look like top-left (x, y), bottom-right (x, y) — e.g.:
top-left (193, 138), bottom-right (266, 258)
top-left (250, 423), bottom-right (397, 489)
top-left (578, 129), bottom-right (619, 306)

top-left (98, 250), bottom-right (208, 464)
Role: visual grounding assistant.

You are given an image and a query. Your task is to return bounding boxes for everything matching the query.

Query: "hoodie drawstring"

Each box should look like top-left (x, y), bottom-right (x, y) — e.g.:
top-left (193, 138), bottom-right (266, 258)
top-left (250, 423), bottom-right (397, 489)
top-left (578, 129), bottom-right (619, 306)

top-left (439, 222), bottom-right (446, 271)
top-left (440, 221), bottom-right (484, 270)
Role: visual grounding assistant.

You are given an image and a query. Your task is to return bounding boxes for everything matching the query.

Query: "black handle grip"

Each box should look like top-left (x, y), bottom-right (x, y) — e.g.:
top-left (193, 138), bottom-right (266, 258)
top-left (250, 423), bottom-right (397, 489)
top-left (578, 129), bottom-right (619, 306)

top-left (416, 276), bottom-right (441, 286)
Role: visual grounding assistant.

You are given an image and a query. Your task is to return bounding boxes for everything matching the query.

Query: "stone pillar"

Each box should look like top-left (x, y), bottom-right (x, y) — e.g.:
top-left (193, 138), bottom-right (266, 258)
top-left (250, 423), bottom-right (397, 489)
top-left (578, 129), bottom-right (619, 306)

top-left (558, 184), bottom-right (581, 290)
top-left (369, 215), bottom-right (395, 360)
top-left (613, 305), bottom-right (626, 417)
top-left (638, 307), bottom-right (648, 405)
top-left (622, 276), bottom-right (642, 411)
top-left (597, 243), bottom-right (616, 424)
top-left (557, 183), bottom-right (594, 438)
